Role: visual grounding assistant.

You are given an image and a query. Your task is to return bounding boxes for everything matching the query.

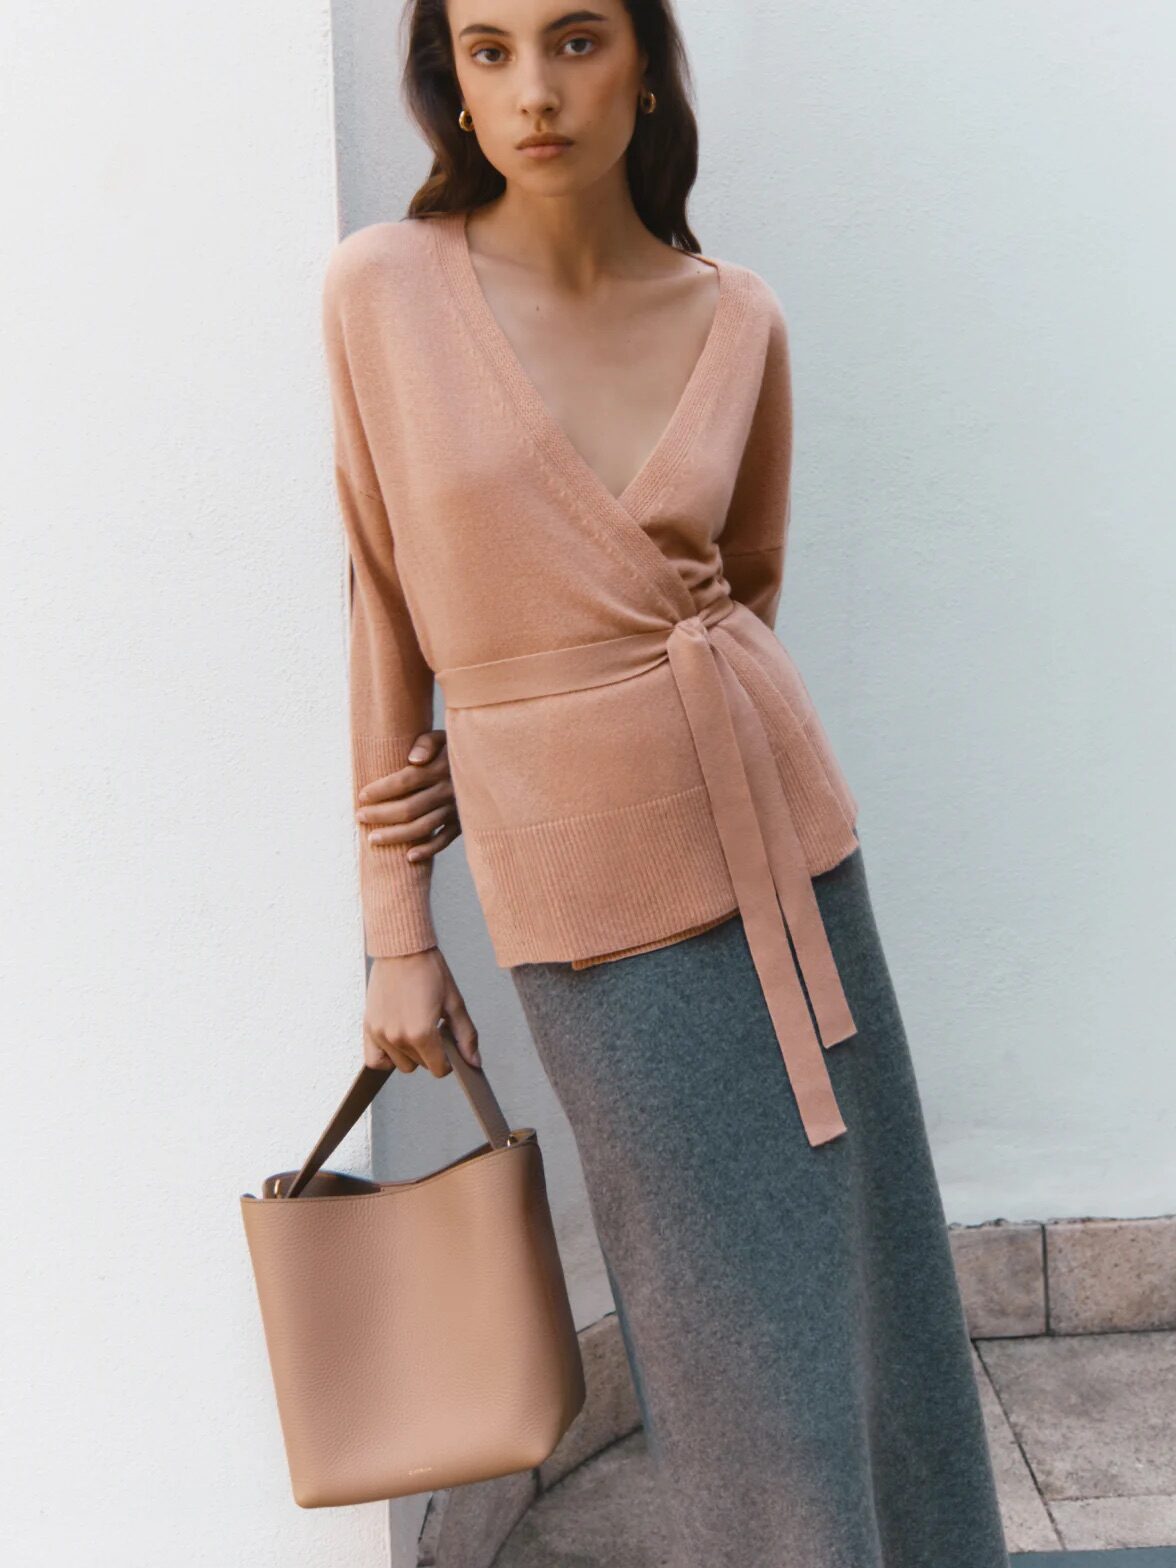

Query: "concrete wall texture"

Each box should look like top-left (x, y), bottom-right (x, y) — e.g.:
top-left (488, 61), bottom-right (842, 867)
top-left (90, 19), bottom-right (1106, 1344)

top-left (1, 1), bottom-right (1172, 1562)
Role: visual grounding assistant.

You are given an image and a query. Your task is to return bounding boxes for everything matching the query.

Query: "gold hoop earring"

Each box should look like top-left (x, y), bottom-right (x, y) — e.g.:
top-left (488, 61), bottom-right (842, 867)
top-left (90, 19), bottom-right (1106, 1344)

top-left (638, 88), bottom-right (656, 115)
top-left (458, 107), bottom-right (474, 132)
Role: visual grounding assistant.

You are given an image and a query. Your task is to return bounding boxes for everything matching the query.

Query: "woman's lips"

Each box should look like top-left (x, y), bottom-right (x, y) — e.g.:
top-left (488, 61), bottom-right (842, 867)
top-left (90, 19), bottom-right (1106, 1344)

top-left (519, 141), bottom-right (573, 160)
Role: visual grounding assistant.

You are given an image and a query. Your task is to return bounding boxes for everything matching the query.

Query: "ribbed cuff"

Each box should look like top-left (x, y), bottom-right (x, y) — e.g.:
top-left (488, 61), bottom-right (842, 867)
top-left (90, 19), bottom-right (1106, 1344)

top-left (353, 735), bottom-right (439, 957)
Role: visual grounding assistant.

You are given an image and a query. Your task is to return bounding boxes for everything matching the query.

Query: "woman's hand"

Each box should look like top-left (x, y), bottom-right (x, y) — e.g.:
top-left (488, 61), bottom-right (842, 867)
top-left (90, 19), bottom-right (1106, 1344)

top-left (355, 728), bottom-right (460, 863)
top-left (363, 946), bottom-right (482, 1076)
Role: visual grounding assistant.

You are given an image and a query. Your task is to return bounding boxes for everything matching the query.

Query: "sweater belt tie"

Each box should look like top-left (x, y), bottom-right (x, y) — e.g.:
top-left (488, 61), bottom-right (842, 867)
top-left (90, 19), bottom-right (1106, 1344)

top-left (437, 592), bottom-right (857, 1148)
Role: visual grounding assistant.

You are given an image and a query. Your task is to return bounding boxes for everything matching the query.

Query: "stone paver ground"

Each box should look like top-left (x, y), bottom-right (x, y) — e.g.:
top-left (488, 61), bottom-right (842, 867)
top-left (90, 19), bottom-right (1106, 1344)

top-left (494, 1330), bottom-right (1176, 1566)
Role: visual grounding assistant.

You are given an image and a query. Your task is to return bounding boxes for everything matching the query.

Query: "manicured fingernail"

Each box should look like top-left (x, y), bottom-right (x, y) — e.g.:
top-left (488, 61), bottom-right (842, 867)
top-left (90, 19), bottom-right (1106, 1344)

top-left (409, 747), bottom-right (427, 761)
top-left (472, 1051), bottom-right (483, 1068)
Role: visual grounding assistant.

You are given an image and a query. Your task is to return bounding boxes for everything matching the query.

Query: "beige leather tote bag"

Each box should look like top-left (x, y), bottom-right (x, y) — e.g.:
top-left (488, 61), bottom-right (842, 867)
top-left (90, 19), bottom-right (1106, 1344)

top-left (240, 1021), bottom-right (586, 1508)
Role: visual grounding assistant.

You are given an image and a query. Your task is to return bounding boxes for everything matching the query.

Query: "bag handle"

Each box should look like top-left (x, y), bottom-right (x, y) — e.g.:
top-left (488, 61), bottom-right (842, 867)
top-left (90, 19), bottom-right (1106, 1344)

top-left (282, 1020), bottom-right (514, 1199)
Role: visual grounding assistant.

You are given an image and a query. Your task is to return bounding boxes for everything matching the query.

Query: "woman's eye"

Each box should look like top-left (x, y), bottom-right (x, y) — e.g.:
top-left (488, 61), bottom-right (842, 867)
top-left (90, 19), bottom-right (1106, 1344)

top-left (470, 33), bottom-right (597, 65)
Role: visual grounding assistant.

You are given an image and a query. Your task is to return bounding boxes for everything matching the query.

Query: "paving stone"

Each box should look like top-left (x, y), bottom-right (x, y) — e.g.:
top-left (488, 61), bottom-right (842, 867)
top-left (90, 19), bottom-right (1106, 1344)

top-left (1051, 1494), bottom-right (1176, 1551)
top-left (1048, 1216), bottom-right (1176, 1335)
top-left (978, 1331), bottom-right (1176, 1502)
top-left (498, 1346), bottom-right (1057, 1564)
top-left (450, 1332), bottom-right (1176, 1564)
top-left (951, 1222), bottom-right (1047, 1338)
top-left (971, 1343), bottom-right (1060, 1552)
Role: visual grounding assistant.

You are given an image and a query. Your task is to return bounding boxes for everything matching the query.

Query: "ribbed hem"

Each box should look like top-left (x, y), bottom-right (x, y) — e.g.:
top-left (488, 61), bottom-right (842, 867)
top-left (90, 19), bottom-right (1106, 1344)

top-left (569, 909), bottom-right (740, 968)
top-left (353, 735), bottom-right (438, 957)
top-left (466, 785), bottom-right (737, 967)
top-left (465, 769), bottom-right (859, 969)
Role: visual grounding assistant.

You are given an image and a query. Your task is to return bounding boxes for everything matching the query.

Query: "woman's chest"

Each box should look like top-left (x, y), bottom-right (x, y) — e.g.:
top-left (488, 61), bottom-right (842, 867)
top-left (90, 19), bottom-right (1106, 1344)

top-left (355, 294), bottom-right (765, 581)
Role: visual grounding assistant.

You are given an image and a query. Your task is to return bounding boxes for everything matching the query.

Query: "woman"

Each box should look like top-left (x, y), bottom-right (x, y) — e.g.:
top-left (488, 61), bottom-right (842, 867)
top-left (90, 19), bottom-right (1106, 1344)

top-left (324, 2), bottom-right (1011, 1563)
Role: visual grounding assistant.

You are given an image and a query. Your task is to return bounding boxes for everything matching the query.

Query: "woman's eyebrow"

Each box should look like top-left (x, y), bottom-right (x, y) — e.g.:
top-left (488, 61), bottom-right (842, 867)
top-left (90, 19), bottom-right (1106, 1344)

top-left (457, 10), bottom-right (610, 41)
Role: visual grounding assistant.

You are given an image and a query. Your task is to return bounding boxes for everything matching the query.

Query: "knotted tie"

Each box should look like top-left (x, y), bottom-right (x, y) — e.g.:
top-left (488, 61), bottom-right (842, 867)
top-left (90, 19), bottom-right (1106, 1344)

top-left (437, 593), bottom-right (857, 1147)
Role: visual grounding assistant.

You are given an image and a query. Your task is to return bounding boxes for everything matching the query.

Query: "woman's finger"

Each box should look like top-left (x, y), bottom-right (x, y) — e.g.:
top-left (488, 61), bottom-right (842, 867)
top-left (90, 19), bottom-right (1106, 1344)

top-left (357, 763), bottom-right (440, 804)
top-left (362, 1024), bottom-right (395, 1071)
top-left (406, 728), bottom-right (448, 764)
top-left (369, 803), bottom-right (456, 846)
top-left (410, 1018), bottom-right (453, 1079)
top-left (357, 777), bottom-right (454, 823)
top-left (358, 779), bottom-right (455, 829)
top-left (444, 994), bottom-right (482, 1069)
top-left (364, 1022), bottom-right (417, 1073)
top-left (407, 821), bottom-right (462, 861)
top-left (357, 746), bottom-right (449, 805)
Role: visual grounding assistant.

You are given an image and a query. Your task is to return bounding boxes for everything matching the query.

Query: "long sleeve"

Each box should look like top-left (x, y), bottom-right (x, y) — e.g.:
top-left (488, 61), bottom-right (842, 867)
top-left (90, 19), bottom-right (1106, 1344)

top-left (716, 288), bottom-right (794, 630)
top-left (323, 247), bottom-right (438, 958)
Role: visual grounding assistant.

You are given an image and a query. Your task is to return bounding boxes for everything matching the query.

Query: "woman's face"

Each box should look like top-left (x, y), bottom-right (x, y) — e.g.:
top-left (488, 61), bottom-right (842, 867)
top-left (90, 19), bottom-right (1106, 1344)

top-left (446, 1), bottom-right (648, 195)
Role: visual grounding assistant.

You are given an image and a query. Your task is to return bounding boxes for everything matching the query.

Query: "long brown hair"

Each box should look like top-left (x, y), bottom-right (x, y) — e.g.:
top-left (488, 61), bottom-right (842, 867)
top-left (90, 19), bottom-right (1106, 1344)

top-left (399, 0), bottom-right (703, 252)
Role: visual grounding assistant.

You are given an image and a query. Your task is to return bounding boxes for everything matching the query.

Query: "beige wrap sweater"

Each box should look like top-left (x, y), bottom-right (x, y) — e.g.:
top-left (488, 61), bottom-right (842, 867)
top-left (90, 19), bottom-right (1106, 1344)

top-left (324, 210), bottom-right (862, 1146)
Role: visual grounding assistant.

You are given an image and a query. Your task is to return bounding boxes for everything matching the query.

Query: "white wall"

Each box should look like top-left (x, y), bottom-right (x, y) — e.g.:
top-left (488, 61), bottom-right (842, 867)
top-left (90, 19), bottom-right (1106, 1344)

top-left (2, 0), bottom-right (1172, 1563)
top-left (0, 1), bottom-right (395, 1563)
top-left (727, 0), bottom-right (1176, 1223)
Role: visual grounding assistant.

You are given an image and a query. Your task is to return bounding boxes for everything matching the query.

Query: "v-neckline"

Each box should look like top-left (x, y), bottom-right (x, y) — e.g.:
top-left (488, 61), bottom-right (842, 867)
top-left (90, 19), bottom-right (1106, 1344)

top-left (434, 208), bottom-right (744, 524)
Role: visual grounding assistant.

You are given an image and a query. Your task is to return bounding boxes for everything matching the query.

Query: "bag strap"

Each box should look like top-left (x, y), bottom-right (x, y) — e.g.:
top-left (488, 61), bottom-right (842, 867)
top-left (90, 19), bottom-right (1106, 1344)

top-left (282, 1021), bottom-right (513, 1199)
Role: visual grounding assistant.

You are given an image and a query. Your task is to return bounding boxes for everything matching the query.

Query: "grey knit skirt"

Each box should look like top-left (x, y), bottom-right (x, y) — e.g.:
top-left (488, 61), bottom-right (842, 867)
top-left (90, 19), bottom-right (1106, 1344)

top-left (508, 838), bottom-right (1010, 1567)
